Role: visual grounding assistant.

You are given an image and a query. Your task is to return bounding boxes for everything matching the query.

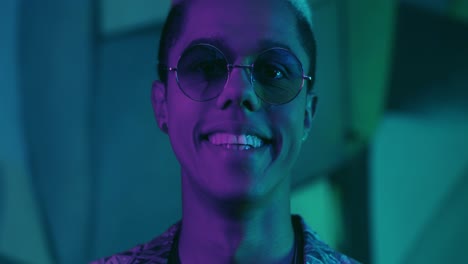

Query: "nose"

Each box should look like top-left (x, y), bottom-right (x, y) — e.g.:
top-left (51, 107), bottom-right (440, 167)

top-left (215, 65), bottom-right (261, 111)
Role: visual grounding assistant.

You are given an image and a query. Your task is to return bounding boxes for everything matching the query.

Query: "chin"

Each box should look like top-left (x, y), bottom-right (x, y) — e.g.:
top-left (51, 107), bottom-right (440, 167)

top-left (199, 170), bottom-right (280, 204)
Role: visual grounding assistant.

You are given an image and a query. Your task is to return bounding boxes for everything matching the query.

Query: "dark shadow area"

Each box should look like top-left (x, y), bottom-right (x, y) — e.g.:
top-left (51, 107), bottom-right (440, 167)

top-left (388, 3), bottom-right (468, 113)
top-left (331, 148), bottom-right (371, 264)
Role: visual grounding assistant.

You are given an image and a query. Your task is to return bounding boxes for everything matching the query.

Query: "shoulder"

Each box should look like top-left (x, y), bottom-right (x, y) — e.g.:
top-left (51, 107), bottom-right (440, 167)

top-left (294, 215), bottom-right (362, 264)
top-left (90, 222), bottom-right (180, 264)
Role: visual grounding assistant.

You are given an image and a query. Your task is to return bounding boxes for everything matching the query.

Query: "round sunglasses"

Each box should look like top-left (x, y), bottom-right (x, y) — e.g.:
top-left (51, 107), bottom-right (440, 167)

top-left (160, 43), bottom-right (312, 105)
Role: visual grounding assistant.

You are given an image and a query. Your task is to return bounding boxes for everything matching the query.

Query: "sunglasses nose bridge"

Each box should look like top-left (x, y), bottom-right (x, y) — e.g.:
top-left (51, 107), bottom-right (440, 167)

top-left (227, 64), bottom-right (254, 85)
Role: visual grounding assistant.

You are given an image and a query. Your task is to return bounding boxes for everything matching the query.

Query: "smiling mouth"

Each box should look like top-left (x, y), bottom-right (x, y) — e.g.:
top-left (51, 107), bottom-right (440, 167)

top-left (203, 133), bottom-right (270, 151)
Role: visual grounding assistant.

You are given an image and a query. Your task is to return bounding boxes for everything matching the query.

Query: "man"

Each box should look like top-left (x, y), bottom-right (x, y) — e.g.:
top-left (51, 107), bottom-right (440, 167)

top-left (93, 0), bottom-right (360, 263)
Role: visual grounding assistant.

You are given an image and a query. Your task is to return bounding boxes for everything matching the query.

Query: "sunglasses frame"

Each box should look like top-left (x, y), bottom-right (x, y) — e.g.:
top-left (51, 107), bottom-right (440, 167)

top-left (161, 43), bottom-right (313, 105)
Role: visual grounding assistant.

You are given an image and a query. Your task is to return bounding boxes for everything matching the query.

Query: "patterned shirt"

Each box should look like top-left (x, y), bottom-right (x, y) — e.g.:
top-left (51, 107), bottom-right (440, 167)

top-left (91, 215), bottom-right (360, 264)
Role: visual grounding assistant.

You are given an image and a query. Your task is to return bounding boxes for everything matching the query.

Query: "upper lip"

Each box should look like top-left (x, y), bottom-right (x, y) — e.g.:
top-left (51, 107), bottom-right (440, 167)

top-left (200, 122), bottom-right (273, 143)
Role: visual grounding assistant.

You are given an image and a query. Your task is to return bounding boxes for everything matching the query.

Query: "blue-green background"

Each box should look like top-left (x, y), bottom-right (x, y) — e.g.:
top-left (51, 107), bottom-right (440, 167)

top-left (1, 0), bottom-right (467, 263)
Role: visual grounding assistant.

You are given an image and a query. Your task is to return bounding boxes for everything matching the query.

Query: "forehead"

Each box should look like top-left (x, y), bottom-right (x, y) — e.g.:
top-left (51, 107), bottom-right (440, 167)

top-left (171, 0), bottom-right (306, 63)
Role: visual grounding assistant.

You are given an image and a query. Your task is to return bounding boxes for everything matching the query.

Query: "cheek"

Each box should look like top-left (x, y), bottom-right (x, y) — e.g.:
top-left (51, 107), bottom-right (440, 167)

top-left (165, 88), bottom-right (200, 166)
top-left (283, 109), bottom-right (305, 153)
top-left (271, 103), bottom-right (306, 168)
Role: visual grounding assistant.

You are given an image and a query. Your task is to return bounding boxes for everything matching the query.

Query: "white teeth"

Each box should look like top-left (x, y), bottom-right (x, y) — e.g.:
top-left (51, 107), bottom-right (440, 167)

top-left (222, 144), bottom-right (252, 150)
top-left (207, 133), bottom-right (265, 148)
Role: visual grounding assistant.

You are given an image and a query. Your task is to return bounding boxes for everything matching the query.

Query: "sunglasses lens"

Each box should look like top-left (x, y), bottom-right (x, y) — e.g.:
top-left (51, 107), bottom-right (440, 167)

top-left (177, 45), bottom-right (228, 101)
top-left (253, 49), bottom-right (304, 104)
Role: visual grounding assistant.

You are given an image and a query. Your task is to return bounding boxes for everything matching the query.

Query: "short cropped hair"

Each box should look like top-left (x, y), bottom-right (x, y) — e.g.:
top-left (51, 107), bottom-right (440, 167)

top-left (157, 2), bottom-right (317, 90)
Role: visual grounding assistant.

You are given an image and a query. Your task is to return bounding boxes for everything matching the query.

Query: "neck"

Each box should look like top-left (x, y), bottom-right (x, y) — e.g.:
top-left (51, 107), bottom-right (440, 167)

top-left (178, 171), bottom-right (295, 264)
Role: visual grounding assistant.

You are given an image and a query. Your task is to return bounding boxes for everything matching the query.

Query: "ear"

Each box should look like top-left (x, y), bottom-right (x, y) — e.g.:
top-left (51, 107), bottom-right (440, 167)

top-left (303, 90), bottom-right (318, 141)
top-left (151, 80), bottom-right (169, 134)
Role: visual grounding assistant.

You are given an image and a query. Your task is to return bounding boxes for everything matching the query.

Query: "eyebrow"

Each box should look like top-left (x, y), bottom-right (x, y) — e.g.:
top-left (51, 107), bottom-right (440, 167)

top-left (257, 39), bottom-right (293, 52)
top-left (185, 37), bottom-right (294, 60)
top-left (186, 37), bottom-right (236, 60)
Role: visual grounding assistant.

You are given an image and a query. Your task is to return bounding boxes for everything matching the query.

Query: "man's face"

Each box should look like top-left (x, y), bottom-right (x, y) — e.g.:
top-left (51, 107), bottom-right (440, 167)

top-left (153, 0), bottom-right (315, 201)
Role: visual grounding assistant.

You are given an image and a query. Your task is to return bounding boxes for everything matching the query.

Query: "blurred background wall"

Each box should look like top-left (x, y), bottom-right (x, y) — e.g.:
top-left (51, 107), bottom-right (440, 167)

top-left (1, 0), bottom-right (467, 263)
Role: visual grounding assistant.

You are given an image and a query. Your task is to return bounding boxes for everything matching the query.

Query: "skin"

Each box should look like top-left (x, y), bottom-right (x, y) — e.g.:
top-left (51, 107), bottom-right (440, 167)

top-left (151, 0), bottom-right (317, 263)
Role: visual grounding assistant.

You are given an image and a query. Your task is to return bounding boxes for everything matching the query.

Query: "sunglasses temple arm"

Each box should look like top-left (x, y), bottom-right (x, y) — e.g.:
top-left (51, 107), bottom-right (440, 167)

top-left (158, 64), bottom-right (177, 72)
